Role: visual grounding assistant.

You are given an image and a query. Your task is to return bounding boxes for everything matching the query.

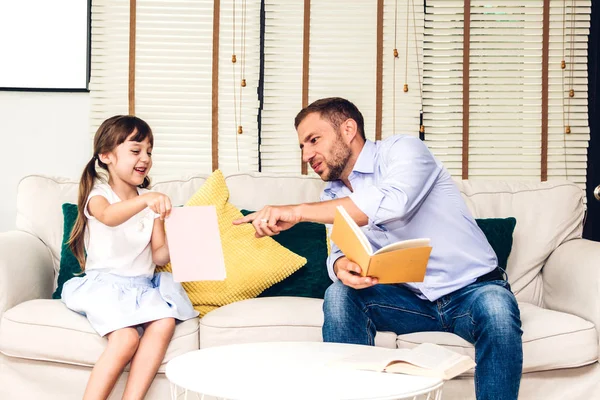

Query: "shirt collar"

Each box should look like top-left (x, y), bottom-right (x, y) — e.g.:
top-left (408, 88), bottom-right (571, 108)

top-left (353, 140), bottom-right (376, 174)
top-left (323, 139), bottom-right (376, 194)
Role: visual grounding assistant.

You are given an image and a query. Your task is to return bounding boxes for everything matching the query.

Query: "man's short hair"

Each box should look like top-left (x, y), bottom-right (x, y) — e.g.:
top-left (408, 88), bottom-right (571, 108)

top-left (294, 97), bottom-right (366, 141)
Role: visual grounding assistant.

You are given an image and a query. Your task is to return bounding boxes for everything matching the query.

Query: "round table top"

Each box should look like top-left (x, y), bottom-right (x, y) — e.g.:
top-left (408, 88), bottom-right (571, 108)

top-left (166, 341), bottom-right (443, 400)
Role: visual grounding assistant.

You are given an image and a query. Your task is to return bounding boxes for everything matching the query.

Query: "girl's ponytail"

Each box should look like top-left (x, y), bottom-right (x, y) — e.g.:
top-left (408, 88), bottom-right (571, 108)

top-left (68, 157), bottom-right (97, 270)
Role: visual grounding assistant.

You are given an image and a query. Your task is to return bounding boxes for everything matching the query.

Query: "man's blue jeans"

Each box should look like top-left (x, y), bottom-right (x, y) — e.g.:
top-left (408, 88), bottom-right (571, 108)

top-left (322, 279), bottom-right (523, 400)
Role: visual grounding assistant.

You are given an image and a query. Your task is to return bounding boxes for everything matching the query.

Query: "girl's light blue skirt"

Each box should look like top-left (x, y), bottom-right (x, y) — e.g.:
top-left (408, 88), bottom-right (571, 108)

top-left (61, 270), bottom-right (199, 337)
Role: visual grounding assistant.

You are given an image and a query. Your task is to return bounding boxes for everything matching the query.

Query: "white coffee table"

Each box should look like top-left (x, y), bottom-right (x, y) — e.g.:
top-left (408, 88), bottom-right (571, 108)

top-left (166, 341), bottom-right (443, 400)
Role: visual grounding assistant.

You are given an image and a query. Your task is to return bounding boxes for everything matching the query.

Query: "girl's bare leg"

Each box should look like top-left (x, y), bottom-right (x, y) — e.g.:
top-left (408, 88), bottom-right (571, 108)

top-left (83, 327), bottom-right (140, 400)
top-left (122, 318), bottom-right (175, 400)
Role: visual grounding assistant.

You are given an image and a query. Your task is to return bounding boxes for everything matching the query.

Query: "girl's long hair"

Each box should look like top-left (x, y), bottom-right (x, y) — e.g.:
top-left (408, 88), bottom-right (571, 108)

top-left (68, 115), bottom-right (153, 270)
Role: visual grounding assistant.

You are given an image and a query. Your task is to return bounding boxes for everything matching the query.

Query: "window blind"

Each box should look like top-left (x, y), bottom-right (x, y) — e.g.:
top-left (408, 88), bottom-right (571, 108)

top-left (422, 1), bottom-right (465, 176)
top-left (135, 1), bottom-right (214, 176)
top-left (260, 0), bottom-right (304, 173)
top-left (218, 0), bottom-right (261, 174)
top-left (423, 0), bottom-right (590, 187)
top-left (467, 1), bottom-right (544, 181)
top-left (90, 0), bottom-right (260, 177)
top-left (382, 0), bottom-right (425, 140)
top-left (90, 0), bottom-right (590, 186)
top-left (547, 0), bottom-right (591, 189)
top-left (90, 1), bottom-right (129, 137)
top-left (260, 0), bottom-right (424, 174)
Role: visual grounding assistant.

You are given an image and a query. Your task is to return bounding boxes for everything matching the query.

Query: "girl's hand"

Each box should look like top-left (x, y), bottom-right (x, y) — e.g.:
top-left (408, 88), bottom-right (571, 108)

top-left (144, 192), bottom-right (172, 220)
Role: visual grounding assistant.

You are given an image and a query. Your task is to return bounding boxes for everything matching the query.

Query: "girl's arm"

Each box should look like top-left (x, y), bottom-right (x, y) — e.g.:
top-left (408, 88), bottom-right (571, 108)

top-left (151, 218), bottom-right (170, 266)
top-left (88, 192), bottom-right (171, 227)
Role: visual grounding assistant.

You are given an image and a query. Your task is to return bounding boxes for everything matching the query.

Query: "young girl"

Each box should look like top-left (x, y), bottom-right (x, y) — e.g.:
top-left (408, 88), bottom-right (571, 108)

top-left (62, 115), bottom-right (198, 400)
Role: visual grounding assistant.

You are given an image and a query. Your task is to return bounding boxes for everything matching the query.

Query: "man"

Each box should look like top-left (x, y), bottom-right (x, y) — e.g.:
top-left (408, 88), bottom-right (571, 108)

top-left (233, 97), bottom-right (522, 400)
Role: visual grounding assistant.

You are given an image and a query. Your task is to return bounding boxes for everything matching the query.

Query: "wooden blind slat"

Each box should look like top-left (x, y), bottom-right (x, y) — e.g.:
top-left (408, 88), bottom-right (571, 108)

top-left (212, 0), bottom-right (220, 171)
top-left (301, 0), bottom-right (310, 175)
top-left (541, 0), bottom-right (550, 181)
top-left (128, 0), bottom-right (136, 115)
top-left (375, 0), bottom-right (384, 141)
top-left (462, 0), bottom-right (471, 179)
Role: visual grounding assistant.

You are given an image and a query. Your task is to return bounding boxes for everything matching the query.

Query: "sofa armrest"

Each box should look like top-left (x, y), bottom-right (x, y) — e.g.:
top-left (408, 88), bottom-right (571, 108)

top-left (0, 231), bottom-right (54, 315)
top-left (543, 239), bottom-right (600, 332)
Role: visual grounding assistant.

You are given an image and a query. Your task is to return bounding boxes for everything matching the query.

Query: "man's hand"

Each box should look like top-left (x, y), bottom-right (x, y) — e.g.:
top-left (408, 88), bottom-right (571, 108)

top-left (334, 257), bottom-right (378, 289)
top-left (232, 205), bottom-right (302, 238)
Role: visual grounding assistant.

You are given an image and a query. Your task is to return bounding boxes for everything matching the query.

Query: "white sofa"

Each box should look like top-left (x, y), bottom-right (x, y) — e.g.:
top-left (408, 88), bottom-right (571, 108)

top-left (1, 172), bottom-right (599, 400)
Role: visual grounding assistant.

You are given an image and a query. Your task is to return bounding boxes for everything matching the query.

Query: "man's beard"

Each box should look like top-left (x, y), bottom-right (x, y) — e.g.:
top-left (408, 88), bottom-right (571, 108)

top-left (321, 135), bottom-right (351, 181)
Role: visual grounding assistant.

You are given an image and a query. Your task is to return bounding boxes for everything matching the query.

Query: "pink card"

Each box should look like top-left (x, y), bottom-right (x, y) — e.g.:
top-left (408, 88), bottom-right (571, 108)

top-left (164, 206), bottom-right (226, 282)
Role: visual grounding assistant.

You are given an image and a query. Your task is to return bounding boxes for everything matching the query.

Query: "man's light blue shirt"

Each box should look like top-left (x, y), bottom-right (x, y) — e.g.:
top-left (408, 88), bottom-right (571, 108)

top-left (322, 135), bottom-right (498, 302)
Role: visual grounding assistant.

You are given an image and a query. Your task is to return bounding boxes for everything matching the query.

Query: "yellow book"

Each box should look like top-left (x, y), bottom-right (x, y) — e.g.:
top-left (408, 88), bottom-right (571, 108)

top-left (332, 343), bottom-right (476, 380)
top-left (330, 205), bottom-right (432, 283)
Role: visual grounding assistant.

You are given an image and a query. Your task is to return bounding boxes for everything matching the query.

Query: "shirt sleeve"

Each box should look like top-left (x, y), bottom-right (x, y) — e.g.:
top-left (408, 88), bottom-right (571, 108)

top-left (349, 136), bottom-right (442, 227)
top-left (84, 183), bottom-right (113, 219)
top-left (326, 244), bottom-right (344, 282)
top-left (320, 191), bottom-right (343, 282)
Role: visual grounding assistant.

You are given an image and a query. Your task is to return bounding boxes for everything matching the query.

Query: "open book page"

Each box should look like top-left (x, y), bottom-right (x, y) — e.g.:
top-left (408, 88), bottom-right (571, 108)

top-left (374, 238), bottom-right (431, 255)
top-left (336, 205), bottom-right (373, 255)
top-left (385, 344), bottom-right (476, 380)
top-left (332, 343), bottom-right (475, 380)
top-left (330, 346), bottom-right (412, 372)
top-left (388, 343), bottom-right (465, 370)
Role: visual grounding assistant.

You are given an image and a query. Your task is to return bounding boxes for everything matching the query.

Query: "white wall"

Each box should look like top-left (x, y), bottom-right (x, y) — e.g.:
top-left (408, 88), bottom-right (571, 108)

top-left (0, 91), bottom-right (91, 231)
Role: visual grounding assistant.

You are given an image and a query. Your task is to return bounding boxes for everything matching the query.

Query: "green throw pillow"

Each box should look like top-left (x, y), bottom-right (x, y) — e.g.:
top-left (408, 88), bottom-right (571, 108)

top-left (475, 217), bottom-right (517, 270)
top-left (52, 203), bottom-right (85, 299)
top-left (241, 210), bottom-right (331, 299)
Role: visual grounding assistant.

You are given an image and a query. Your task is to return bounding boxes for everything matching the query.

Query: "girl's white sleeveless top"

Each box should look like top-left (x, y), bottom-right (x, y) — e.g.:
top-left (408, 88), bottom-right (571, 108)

top-left (83, 182), bottom-right (158, 277)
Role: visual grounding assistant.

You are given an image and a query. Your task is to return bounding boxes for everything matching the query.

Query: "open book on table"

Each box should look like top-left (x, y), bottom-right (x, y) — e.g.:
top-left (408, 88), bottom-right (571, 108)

top-left (333, 343), bottom-right (476, 380)
top-left (330, 205), bottom-right (432, 283)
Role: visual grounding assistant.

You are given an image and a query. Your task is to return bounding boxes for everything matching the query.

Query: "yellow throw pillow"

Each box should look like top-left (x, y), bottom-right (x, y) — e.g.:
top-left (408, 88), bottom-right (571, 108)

top-left (156, 170), bottom-right (307, 316)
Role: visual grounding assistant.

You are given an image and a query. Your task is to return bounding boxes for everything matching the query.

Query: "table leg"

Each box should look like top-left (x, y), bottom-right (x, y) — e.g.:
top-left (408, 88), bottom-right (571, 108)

top-left (408, 387), bottom-right (443, 400)
top-left (169, 383), bottom-right (194, 400)
top-left (169, 382), bottom-right (177, 400)
top-left (170, 383), bottom-right (217, 400)
top-left (428, 387), bottom-right (443, 400)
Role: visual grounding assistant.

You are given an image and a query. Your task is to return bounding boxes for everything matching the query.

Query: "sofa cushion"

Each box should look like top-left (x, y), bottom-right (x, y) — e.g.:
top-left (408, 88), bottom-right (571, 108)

top-left (52, 203), bottom-right (82, 299)
top-left (0, 299), bottom-right (199, 372)
top-left (475, 217), bottom-right (516, 270)
top-left (156, 170), bottom-right (307, 316)
top-left (240, 210), bottom-right (331, 299)
top-left (396, 302), bottom-right (598, 374)
top-left (199, 297), bottom-right (398, 349)
top-left (199, 299), bottom-right (597, 374)
top-left (16, 176), bottom-right (80, 276)
top-left (225, 173), bottom-right (325, 211)
top-left (455, 180), bottom-right (585, 304)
